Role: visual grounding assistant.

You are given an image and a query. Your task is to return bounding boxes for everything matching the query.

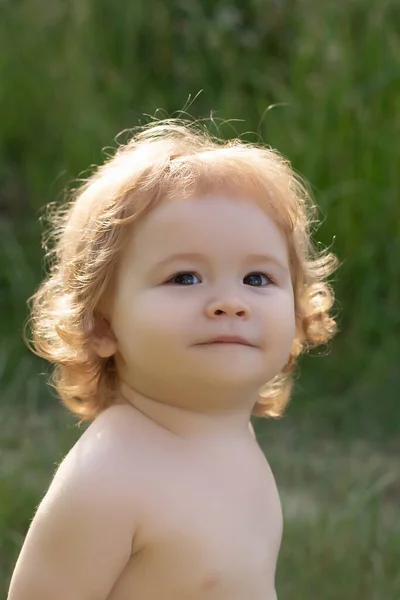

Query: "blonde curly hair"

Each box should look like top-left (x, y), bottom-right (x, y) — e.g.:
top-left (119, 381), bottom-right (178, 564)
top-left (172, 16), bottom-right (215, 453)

top-left (26, 118), bottom-right (338, 421)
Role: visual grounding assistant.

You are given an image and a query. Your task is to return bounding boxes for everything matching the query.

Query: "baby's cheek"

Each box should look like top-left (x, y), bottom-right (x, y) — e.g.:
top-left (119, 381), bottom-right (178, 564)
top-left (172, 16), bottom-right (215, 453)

top-left (266, 296), bottom-right (295, 344)
top-left (126, 296), bottom-right (184, 352)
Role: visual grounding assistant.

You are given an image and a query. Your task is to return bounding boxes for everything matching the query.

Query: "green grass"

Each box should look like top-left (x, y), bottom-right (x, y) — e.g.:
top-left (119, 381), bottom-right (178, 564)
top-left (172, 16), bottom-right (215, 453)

top-left (261, 423), bottom-right (400, 599)
top-left (2, 402), bottom-right (399, 599)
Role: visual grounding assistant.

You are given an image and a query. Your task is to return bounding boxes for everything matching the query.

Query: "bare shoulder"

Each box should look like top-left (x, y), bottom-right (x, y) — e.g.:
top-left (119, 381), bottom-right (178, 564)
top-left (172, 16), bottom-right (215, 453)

top-left (50, 405), bottom-right (143, 492)
top-left (79, 402), bottom-right (147, 448)
top-left (7, 405), bottom-right (146, 600)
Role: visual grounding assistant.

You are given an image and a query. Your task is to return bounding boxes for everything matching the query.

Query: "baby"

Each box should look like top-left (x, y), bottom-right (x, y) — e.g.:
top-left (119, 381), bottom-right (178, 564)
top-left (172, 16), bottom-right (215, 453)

top-left (8, 118), bottom-right (337, 600)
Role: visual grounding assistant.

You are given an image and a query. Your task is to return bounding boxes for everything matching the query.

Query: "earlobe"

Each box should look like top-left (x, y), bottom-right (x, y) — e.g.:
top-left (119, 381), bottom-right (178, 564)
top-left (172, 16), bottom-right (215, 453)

top-left (92, 316), bottom-right (118, 358)
top-left (93, 337), bottom-right (117, 358)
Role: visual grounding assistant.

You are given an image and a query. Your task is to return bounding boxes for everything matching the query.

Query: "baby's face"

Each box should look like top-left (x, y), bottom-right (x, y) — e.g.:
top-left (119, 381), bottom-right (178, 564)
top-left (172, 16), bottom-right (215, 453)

top-left (107, 195), bottom-right (295, 411)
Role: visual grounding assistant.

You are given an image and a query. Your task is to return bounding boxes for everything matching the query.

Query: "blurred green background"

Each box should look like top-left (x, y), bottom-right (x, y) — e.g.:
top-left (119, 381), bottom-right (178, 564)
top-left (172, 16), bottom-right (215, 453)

top-left (1, 1), bottom-right (399, 598)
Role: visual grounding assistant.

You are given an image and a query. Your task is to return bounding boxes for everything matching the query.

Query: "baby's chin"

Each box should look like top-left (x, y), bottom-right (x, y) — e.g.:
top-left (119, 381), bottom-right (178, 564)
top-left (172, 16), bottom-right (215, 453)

top-left (187, 361), bottom-right (273, 390)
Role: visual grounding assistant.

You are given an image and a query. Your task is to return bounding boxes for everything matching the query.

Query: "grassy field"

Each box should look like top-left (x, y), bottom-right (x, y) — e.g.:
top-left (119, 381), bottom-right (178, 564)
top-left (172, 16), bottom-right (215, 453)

top-left (1, 0), bottom-right (399, 597)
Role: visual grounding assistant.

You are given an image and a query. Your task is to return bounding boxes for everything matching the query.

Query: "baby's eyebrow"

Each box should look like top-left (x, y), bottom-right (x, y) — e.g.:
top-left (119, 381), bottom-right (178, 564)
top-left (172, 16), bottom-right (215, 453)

top-left (155, 252), bottom-right (288, 272)
top-left (242, 253), bottom-right (288, 272)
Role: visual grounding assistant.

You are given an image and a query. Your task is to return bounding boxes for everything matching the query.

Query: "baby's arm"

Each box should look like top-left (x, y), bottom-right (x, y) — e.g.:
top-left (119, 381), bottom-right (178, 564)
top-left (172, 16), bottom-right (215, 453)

top-left (7, 437), bottom-right (137, 600)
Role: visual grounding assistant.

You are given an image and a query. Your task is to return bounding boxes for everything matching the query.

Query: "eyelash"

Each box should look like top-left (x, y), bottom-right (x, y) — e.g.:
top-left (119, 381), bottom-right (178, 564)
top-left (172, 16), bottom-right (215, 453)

top-left (165, 271), bottom-right (277, 287)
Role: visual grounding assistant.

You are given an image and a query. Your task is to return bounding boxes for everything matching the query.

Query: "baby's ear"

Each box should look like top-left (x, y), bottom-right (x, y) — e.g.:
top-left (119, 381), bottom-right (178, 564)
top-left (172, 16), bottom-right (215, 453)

top-left (91, 316), bottom-right (118, 358)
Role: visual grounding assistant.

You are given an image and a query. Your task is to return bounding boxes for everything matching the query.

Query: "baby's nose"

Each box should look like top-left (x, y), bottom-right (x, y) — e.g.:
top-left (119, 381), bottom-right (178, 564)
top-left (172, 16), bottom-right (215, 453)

top-left (206, 298), bottom-right (251, 319)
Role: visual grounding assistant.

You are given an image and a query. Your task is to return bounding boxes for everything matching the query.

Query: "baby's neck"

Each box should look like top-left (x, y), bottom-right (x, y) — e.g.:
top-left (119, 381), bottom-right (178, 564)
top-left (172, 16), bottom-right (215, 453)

top-left (117, 382), bottom-right (253, 440)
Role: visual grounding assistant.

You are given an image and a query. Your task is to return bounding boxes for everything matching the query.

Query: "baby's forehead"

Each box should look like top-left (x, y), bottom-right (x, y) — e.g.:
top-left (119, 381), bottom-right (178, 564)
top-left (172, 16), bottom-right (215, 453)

top-left (135, 193), bottom-right (281, 231)
top-left (122, 195), bottom-right (290, 270)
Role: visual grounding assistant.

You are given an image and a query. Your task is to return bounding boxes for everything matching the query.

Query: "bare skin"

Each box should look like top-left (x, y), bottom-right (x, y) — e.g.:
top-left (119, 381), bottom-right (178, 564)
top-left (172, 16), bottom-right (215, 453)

top-left (9, 403), bottom-right (281, 600)
top-left (108, 405), bottom-right (282, 600)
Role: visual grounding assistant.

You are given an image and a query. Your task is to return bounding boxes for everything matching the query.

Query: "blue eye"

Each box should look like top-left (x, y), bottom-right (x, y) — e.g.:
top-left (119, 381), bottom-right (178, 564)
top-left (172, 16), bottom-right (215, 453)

top-left (244, 272), bottom-right (275, 287)
top-left (167, 272), bottom-right (201, 285)
top-left (165, 271), bottom-right (275, 286)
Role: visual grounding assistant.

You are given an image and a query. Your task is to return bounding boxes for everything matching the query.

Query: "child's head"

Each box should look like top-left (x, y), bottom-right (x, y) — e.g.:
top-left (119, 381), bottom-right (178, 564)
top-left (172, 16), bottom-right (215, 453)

top-left (28, 118), bottom-right (338, 421)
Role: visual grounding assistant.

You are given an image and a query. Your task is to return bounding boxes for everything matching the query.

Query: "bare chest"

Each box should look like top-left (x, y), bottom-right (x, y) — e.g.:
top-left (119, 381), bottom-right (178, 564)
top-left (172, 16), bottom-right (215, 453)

top-left (109, 440), bottom-right (282, 600)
